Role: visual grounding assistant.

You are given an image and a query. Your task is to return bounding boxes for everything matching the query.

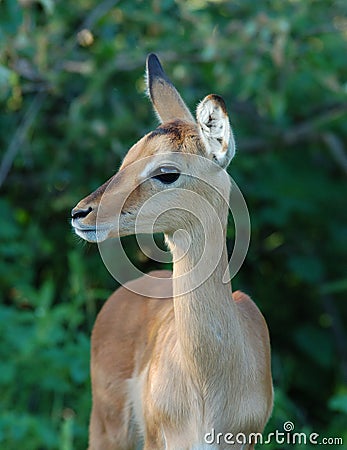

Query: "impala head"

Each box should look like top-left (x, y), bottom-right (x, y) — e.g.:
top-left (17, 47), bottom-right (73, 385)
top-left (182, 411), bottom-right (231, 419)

top-left (71, 54), bottom-right (236, 243)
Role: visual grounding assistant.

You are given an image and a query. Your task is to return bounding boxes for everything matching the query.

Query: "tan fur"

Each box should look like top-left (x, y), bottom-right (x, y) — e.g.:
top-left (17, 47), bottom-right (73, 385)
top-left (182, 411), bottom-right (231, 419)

top-left (71, 54), bottom-right (273, 449)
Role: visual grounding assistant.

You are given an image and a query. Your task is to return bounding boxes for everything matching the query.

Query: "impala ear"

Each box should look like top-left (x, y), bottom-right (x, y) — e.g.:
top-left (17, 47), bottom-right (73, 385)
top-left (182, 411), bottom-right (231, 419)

top-left (146, 53), bottom-right (195, 124)
top-left (196, 94), bottom-right (235, 168)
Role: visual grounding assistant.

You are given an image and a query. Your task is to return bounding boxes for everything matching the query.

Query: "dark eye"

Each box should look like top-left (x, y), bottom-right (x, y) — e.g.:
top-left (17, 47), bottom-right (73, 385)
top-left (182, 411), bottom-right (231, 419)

top-left (151, 166), bottom-right (181, 184)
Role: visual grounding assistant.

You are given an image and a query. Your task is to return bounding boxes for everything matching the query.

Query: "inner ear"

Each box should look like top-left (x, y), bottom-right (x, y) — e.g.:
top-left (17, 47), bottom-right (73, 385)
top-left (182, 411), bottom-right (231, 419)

top-left (196, 94), bottom-right (235, 168)
top-left (146, 54), bottom-right (194, 124)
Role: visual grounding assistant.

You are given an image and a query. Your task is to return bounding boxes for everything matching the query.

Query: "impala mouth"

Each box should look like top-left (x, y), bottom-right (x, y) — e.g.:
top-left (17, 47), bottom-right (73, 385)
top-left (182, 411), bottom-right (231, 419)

top-left (71, 221), bottom-right (111, 243)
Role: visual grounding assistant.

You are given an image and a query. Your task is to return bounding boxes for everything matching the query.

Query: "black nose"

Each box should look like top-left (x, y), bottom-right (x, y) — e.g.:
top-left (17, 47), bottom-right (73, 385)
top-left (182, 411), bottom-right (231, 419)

top-left (71, 206), bottom-right (92, 220)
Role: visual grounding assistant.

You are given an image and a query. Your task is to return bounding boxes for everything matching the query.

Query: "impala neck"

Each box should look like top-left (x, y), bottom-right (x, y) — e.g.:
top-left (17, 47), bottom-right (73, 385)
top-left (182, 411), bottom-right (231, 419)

top-left (165, 203), bottom-right (242, 377)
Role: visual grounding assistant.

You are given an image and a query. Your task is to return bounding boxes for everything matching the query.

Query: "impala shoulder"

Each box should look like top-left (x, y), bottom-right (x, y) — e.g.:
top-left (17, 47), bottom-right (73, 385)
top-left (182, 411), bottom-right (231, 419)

top-left (232, 290), bottom-right (268, 329)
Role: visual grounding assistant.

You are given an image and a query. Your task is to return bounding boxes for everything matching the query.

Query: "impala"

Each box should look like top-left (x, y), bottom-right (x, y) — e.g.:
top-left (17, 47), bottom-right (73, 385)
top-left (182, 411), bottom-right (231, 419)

top-left (71, 54), bottom-right (273, 450)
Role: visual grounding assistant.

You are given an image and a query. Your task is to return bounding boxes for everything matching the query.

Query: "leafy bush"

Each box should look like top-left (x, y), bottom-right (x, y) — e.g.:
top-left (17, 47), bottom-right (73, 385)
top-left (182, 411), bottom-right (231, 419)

top-left (1, 0), bottom-right (346, 448)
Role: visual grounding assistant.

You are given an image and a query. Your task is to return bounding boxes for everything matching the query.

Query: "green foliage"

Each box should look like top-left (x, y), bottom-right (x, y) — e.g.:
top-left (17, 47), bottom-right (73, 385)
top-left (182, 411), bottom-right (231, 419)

top-left (1, 0), bottom-right (346, 448)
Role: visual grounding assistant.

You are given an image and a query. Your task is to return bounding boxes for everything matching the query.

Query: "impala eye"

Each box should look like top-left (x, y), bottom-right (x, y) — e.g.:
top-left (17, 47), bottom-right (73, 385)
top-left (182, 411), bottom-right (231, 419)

top-left (151, 166), bottom-right (181, 184)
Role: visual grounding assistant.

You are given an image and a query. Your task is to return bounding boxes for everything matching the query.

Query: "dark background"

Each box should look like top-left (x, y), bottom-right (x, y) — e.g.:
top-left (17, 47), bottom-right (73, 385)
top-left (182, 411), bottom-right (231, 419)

top-left (1, 0), bottom-right (346, 448)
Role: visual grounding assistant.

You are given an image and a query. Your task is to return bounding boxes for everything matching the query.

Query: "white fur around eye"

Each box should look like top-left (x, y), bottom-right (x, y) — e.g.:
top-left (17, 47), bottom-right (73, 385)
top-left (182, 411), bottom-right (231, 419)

top-left (196, 95), bottom-right (235, 168)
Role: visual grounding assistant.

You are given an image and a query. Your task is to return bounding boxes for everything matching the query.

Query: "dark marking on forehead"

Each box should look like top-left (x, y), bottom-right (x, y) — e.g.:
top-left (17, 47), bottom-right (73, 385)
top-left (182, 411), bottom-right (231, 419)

top-left (147, 119), bottom-right (198, 147)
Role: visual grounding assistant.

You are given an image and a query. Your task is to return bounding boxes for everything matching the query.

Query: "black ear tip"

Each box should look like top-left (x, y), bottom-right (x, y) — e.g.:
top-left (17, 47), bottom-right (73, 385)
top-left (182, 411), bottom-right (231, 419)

top-left (146, 53), bottom-right (165, 79)
top-left (147, 53), bottom-right (160, 65)
top-left (147, 52), bottom-right (159, 62)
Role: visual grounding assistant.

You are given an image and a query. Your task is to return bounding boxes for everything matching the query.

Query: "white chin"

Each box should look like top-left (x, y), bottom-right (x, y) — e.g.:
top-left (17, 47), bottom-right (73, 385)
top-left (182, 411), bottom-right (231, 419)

top-left (74, 227), bottom-right (108, 243)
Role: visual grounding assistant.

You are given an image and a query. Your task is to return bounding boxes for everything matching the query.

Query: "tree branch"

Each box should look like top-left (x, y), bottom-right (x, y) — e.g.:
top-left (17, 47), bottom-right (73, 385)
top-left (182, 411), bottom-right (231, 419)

top-left (0, 92), bottom-right (45, 188)
top-left (283, 104), bottom-right (347, 145)
top-left (0, 0), bottom-right (120, 189)
top-left (321, 132), bottom-right (347, 176)
top-left (239, 103), bottom-right (347, 153)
